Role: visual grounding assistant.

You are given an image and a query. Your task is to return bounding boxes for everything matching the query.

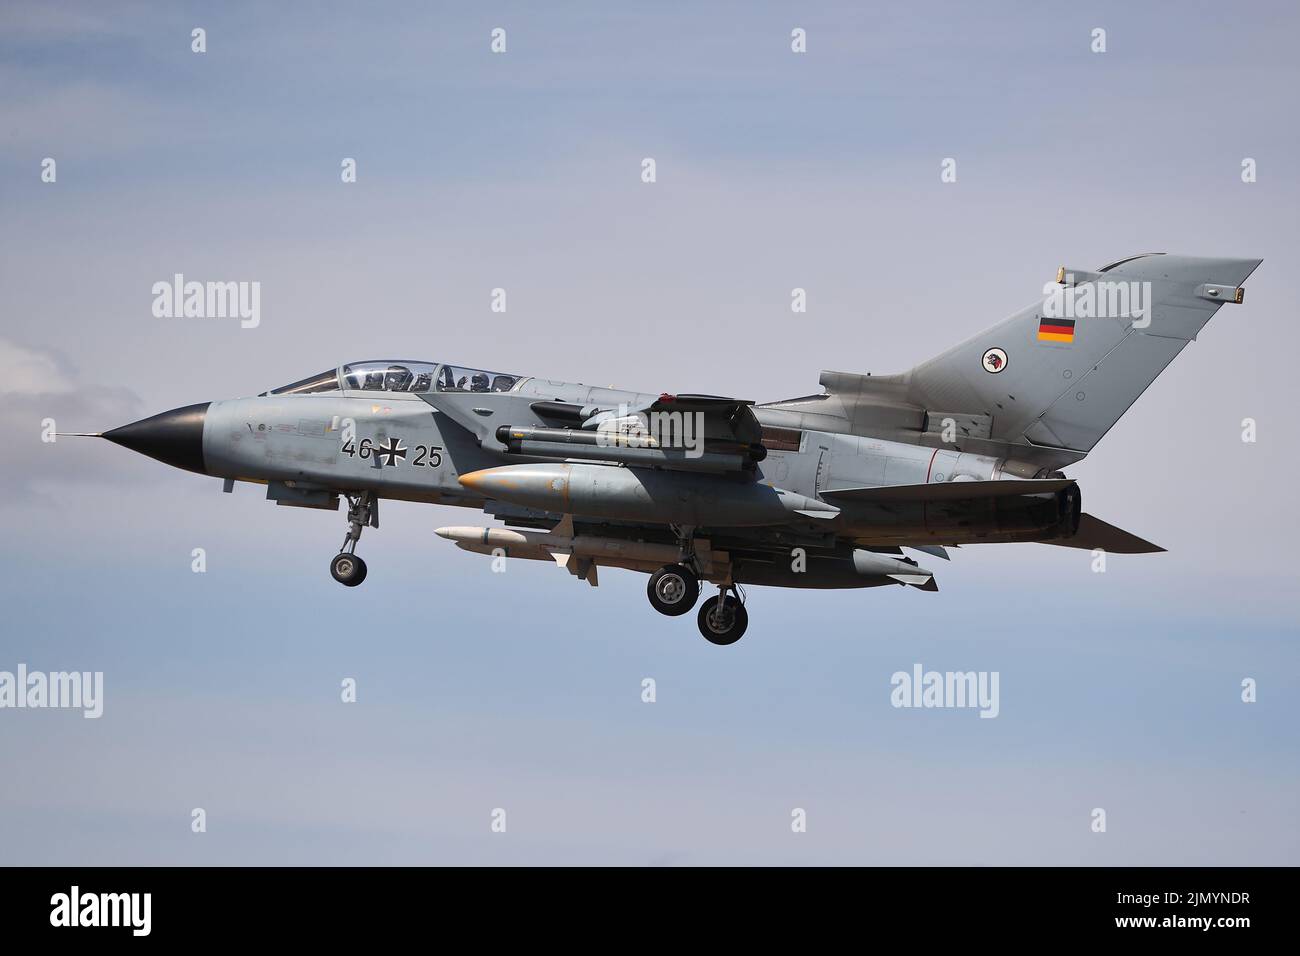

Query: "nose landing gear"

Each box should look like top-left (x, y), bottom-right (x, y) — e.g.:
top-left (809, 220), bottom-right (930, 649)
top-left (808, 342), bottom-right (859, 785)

top-left (331, 492), bottom-right (377, 587)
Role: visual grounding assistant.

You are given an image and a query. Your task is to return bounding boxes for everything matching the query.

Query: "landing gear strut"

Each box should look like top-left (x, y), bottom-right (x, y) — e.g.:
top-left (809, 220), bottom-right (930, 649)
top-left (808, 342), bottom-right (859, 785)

top-left (697, 585), bottom-right (748, 645)
top-left (646, 525), bottom-right (705, 616)
top-left (331, 492), bottom-right (376, 587)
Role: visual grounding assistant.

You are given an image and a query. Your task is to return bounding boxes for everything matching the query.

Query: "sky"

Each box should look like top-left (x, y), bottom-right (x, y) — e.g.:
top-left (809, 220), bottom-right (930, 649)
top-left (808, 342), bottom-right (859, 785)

top-left (0, 0), bottom-right (1297, 865)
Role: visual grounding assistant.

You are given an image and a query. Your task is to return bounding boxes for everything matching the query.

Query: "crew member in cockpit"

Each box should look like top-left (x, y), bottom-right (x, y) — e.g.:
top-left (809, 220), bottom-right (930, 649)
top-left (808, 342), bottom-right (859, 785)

top-left (384, 365), bottom-right (412, 391)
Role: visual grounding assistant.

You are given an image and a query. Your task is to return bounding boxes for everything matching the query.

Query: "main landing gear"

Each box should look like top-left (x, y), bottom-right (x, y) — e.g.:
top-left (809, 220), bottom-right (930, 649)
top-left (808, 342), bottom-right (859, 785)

top-left (330, 492), bottom-right (377, 587)
top-left (330, 552), bottom-right (367, 587)
top-left (698, 588), bottom-right (748, 646)
top-left (645, 527), bottom-right (749, 644)
top-left (647, 564), bottom-right (699, 616)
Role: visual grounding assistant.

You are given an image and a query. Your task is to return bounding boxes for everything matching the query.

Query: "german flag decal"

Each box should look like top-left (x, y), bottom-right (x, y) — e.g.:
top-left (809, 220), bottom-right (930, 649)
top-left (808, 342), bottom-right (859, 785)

top-left (1038, 316), bottom-right (1075, 343)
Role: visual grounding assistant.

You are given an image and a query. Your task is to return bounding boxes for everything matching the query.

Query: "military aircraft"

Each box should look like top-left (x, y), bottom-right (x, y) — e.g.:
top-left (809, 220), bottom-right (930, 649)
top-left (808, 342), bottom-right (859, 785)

top-left (70, 254), bottom-right (1260, 644)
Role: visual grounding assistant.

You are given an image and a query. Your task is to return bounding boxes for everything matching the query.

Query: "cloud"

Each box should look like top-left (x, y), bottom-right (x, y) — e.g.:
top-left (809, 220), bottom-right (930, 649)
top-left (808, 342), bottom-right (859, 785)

top-left (0, 338), bottom-right (143, 496)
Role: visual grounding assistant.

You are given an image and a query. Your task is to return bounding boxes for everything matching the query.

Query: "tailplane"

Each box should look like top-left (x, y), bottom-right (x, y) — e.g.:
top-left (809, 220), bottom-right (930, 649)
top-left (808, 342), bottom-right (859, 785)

top-left (1041, 513), bottom-right (1164, 554)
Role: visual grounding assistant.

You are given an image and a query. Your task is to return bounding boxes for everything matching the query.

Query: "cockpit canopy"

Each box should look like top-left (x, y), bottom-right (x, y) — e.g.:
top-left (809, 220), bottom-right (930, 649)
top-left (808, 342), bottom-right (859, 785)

top-left (265, 361), bottom-right (523, 396)
top-left (342, 361), bottom-right (439, 393)
top-left (267, 369), bottom-right (341, 396)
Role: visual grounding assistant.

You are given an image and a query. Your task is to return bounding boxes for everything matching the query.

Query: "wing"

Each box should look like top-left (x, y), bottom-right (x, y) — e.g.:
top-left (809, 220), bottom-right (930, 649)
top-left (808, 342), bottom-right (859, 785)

top-left (421, 390), bottom-right (766, 474)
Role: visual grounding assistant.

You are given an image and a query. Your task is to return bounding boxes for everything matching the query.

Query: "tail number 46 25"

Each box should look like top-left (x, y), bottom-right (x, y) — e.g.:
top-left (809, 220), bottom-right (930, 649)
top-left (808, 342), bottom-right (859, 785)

top-left (341, 439), bottom-right (442, 468)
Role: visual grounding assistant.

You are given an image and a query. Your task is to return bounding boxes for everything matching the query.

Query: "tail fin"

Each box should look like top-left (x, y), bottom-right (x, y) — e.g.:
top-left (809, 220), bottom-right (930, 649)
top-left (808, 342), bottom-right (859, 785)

top-left (809, 254), bottom-right (1261, 468)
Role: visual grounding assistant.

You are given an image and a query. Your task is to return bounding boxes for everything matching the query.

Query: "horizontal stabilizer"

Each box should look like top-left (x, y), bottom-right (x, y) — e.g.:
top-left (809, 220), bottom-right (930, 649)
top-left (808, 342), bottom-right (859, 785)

top-left (1041, 513), bottom-right (1164, 554)
top-left (822, 478), bottom-right (1073, 503)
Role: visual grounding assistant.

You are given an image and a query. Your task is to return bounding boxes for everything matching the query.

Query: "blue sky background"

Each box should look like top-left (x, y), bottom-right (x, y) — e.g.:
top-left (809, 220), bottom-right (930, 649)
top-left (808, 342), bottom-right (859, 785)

top-left (1, 0), bottom-right (1297, 864)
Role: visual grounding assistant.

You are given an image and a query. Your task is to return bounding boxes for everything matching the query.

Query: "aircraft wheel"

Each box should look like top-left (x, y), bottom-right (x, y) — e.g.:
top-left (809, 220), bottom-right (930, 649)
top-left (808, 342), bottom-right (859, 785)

top-left (330, 553), bottom-right (368, 587)
top-left (697, 595), bottom-right (748, 645)
top-left (647, 564), bottom-right (699, 616)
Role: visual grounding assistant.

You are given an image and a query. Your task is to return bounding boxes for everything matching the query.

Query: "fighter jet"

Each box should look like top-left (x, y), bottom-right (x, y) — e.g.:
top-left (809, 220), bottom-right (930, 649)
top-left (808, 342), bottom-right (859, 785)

top-left (72, 254), bottom-right (1260, 644)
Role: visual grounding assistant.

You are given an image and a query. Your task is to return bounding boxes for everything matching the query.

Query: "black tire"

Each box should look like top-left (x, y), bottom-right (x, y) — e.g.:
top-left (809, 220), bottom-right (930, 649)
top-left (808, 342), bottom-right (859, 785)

top-left (697, 595), bottom-right (748, 645)
top-left (331, 552), bottom-right (368, 587)
top-left (646, 564), bottom-right (699, 616)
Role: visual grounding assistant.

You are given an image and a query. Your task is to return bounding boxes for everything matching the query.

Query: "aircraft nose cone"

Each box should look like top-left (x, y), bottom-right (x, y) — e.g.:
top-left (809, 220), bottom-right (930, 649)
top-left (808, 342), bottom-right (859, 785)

top-left (103, 402), bottom-right (210, 475)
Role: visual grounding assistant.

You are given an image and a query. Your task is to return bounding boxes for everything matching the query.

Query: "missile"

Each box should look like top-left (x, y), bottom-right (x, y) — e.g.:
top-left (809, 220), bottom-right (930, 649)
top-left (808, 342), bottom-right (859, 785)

top-left (491, 424), bottom-right (754, 472)
top-left (447, 539), bottom-right (665, 580)
top-left (437, 525), bottom-right (537, 549)
top-left (457, 463), bottom-right (839, 527)
top-left (495, 425), bottom-right (657, 448)
top-left (451, 538), bottom-right (554, 563)
top-left (435, 524), bottom-right (729, 572)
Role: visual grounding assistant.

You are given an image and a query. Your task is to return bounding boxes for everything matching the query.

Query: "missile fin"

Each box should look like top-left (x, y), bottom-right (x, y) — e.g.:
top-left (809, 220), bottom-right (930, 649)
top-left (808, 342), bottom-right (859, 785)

top-left (795, 508), bottom-right (840, 519)
top-left (908, 545), bottom-right (951, 561)
top-left (888, 573), bottom-right (932, 585)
